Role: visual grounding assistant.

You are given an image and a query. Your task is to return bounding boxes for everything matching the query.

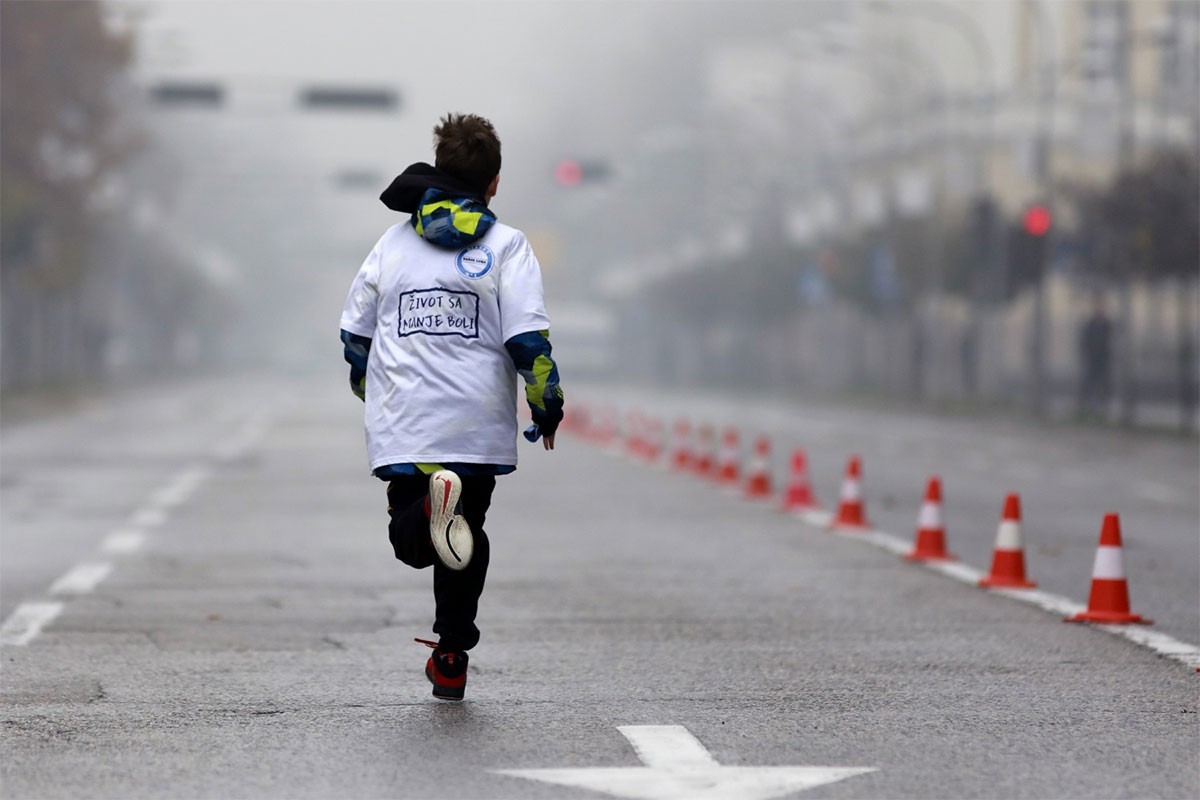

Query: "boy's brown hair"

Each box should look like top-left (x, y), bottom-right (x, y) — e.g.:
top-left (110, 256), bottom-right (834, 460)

top-left (433, 113), bottom-right (502, 195)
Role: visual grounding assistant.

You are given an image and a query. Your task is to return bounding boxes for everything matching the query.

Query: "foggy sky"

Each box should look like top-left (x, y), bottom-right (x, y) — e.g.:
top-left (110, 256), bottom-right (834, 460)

top-left (129, 1), bottom-right (853, 218)
top-left (114, 0), bottom-right (1029, 368)
top-left (118, 1), bottom-right (852, 358)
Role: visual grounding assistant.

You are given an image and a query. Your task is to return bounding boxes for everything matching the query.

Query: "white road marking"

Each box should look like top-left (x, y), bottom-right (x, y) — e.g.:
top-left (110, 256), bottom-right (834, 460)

top-left (852, 530), bottom-right (910, 556)
top-left (794, 509), bottom-right (834, 528)
top-left (607, 431), bottom-right (1200, 672)
top-left (214, 415), bottom-right (271, 462)
top-left (1108, 625), bottom-right (1200, 659)
top-left (621, 725), bottom-right (718, 769)
top-left (820, 522), bottom-right (1200, 670)
top-left (924, 559), bottom-right (987, 584)
top-left (0, 602), bottom-right (63, 646)
top-left (149, 465), bottom-right (211, 510)
top-left (123, 463), bottom-right (214, 537)
top-left (496, 725), bottom-right (876, 800)
top-left (49, 561), bottom-right (113, 595)
top-left (100, 529), bottom-right (146, 555)
top-left (130, 506), bottom-right (168, 529)
top-left (3, 420), bottom-right (256, 648)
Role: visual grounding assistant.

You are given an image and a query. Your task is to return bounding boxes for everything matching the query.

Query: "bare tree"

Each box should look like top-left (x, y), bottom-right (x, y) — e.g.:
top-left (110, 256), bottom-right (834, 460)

top-left (1, 0), bottom-right (136, 389)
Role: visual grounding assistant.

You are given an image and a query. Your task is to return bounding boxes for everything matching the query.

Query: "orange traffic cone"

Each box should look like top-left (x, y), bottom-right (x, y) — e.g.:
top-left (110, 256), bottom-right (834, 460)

top-left (830, 455), bottom-right (869, 530)
top-left (905, 476), bottom-right (955, 561)
top-left (670, 419), bottom-right (693, 472)
top-left (743, 436), bottom-right (773, 499)
top-left (979, 493), bottom-right (1036, 588)
top-left (693, 425), bottom-right (715, 478)
top-left (1066, 513), bottom-right (1152, 624)
top-left (714, 428), bottom-right (741, 485)
top-left (625, 412), bottom-right (645, 458)
top-left (593, 406), bottom-right (616, 446)
top-left (780, 448), bottom-right (820, 513)
top-left (560, 405), bottom-right (578, 435)
top-left (645, 417), bottom-right (664, 462)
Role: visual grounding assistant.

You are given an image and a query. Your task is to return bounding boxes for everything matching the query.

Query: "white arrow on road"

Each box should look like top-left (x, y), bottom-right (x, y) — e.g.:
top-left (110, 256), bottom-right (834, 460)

top-left (496, 725), bottom-right (876, 800)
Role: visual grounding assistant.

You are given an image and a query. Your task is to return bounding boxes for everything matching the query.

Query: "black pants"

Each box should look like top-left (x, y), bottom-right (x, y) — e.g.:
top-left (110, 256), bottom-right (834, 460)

top-left (386, 474), bottom-right (495, 652)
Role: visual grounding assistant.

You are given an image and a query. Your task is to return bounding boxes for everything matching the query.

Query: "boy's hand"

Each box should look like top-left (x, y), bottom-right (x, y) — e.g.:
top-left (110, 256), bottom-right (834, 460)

top-left (523, 424), bottom-right (557, 450)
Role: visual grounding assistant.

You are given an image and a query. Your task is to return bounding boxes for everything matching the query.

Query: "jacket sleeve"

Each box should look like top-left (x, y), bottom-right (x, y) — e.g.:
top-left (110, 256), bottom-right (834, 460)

top-left (504, 329), bottom-right (564, 436)
top-left (340, 329), bottom-right (372, 401)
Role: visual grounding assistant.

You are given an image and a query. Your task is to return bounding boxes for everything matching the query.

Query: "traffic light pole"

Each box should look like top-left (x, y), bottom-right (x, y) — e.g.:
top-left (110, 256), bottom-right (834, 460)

top-left (1115, 0), bottom-right (1138, 429)
top-left (1029, 1), bottom-right (1057, 420)
top-left (1023, 206), bottom-right (1052, 419)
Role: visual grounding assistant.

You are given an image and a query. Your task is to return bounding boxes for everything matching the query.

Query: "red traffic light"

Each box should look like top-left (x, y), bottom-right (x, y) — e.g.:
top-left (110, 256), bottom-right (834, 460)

top-left (1023, 205), bottom-right (1051, 237)
top-left (553, 158), bottom-right (611, 186)
top-left (554, 160), bottom-right (584, 187)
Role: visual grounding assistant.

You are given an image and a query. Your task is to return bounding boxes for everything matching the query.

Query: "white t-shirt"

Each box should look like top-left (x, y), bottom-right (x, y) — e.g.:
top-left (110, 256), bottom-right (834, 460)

top-left (340, 220), bottom-right (550, 472)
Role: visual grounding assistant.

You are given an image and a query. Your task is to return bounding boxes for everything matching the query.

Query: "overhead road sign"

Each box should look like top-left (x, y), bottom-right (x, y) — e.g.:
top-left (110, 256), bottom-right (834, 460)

top-left (148, 81), bottom-right (225, 109)
top-left (333, 169), bottom-right (385, 191)
top-left (299, 87), bottom-right (399, 112)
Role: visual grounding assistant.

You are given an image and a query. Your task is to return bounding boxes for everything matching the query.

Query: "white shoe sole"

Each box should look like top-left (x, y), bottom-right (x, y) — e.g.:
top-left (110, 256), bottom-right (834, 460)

top-left (429, 470), bottom-right (473, 570)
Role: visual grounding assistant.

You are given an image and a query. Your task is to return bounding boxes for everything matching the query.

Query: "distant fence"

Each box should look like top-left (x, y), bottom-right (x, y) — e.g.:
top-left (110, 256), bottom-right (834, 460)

top-left (0, 268), bottom-right (108, 392)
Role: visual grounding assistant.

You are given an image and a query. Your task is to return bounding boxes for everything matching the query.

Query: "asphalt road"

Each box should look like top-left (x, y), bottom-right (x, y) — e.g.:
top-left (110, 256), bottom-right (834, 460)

top-left (2, 369), bottom-right (1197, 799)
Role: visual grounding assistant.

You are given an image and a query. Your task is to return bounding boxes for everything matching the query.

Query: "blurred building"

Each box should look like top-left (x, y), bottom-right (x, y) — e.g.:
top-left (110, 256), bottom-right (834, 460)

top-left (1001, 0), bottom-right (1200, 208)
top-left (588, 0), bottom-right (1197, 430)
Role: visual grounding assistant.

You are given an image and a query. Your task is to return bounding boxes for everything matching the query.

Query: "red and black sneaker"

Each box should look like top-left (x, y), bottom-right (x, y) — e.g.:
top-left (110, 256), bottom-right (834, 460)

top-left (416, 638), bottom-right (468, 700)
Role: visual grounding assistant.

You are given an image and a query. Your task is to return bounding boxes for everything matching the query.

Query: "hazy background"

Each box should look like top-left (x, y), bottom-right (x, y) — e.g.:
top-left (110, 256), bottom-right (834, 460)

top-left (2, 0), bottom-right (1198, 431)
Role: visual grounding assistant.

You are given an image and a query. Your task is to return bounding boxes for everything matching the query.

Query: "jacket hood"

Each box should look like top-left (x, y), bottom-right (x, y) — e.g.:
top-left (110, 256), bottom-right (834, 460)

top-left (379, 162), bottom-right (496, 248)
top-left (379, 162), bottom-right (482, 211)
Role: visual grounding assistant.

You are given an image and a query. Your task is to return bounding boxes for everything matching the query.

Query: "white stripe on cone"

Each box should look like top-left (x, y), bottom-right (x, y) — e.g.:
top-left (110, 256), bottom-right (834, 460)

top-left (841, 480), bottom-right (861, 501)
top-left (917, 501), bottom-right (941, 529)
top-left (1092, 545), bottom-right (1126, 580)
top-left (995, 520), bottom-right (1022, 550)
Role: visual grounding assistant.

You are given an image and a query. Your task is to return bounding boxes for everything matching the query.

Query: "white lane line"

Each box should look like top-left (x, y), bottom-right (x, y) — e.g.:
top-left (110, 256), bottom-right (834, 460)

top-left (49, 561), bottom-right (113, 596)
top-left (126, 463), bottom-right (213, 531)
top-left (4, 426), bottom-right (249, 648)
top-left (214, 415), bottom-right (272, 462)
top-left (815, 519), bottom-right (1200, 670)
top-left (848, 529), bottom-right (910, 556)
top-left (0, 602), bottom-right (64, 646)
top-left (148, 465), bottom-right (211, 510)
top-left (130, 506), bottom-right (168, 529)
top-left (603, 419), bottom-right (1200, 670)
top-left (990, 587), bottom-right (1085, 618)
top-left (795, 509), bottom-right (834, 528)
top-left (924, 559), bottom-right (988, 584)
top-left (100, 529), bottom-right (146, 555)
top-left (1108, 626), bottom-right (1200, 659)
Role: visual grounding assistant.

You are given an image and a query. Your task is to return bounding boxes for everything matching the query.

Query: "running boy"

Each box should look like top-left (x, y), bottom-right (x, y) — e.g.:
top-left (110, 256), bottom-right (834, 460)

top-left (339, 113), bottom-right (564, 700)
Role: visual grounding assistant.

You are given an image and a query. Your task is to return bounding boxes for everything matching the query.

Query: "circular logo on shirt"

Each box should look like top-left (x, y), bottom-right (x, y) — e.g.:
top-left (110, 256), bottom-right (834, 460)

top-left (456, 245), bottom-right (495, 279)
